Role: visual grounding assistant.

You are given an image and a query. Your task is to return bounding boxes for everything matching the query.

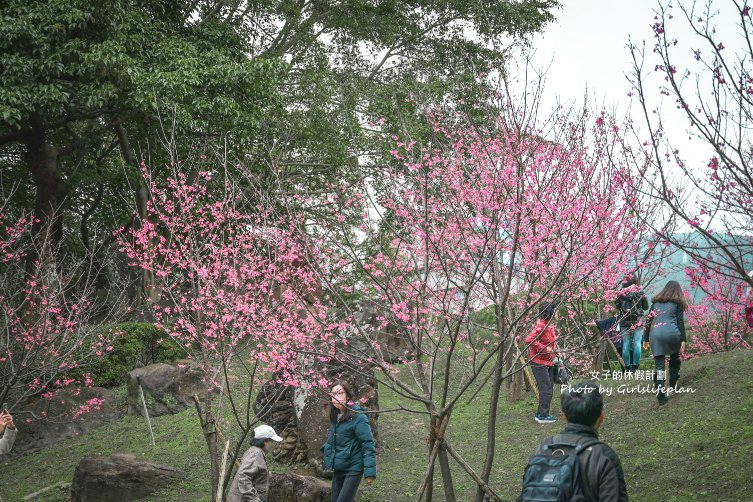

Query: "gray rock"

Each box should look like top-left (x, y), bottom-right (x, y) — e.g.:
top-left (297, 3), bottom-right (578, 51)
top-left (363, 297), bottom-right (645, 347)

top-left (253, 379), bottom-right (295, 432)
top-left (126, 360), bottom-right (208, 417)
top-left (268, 472), bottom-right (331, 502)
top-left (353, 300), bottom-right (412, 364)
top-left (70, 453), bottom-right (181, 502)
top-left (294, 387), bottom-right (333, 475)
top-left (1, 386), bottom-right (120, 458)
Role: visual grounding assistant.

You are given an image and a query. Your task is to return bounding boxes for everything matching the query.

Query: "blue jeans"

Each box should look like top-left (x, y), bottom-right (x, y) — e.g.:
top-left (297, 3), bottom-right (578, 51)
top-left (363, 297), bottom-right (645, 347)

top-left (621, 327), bottom-right (643, 369)
top-left (332, 471), bottom-right (362, 502)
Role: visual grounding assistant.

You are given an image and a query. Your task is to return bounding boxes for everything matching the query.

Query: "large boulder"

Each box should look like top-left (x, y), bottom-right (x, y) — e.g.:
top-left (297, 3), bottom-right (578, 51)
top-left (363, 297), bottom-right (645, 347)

top-left (353, 300), bottom-right (412, 364)
top-left (292, 386), bottom-right (332, 475)
top-left (126, 360), bottom-right (207, 417)
top-left (1, 386), bottom-right (121, 458)
top-left (254, 380), bottom-right (295, 433)
top-left (268, 472), bottom-right (330, 502)
top-left (70, 453), bottom-right (181, 502)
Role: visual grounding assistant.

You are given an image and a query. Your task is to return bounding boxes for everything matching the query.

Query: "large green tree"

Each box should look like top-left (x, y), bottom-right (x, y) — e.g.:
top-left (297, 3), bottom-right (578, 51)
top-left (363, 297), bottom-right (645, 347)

top-left (0, 1), bottom-right (282, 272)
top-left (1, 0), bottom-right (558, 270)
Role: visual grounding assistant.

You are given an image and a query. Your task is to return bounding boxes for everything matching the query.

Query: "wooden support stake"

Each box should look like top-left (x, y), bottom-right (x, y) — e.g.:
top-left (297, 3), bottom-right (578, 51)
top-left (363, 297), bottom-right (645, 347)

top-left (138, 382), bottom-right (156, 446)
top-left (23, 482), bottom-right (71, 500)
top-left (519, 355), bottom-right (539, 401)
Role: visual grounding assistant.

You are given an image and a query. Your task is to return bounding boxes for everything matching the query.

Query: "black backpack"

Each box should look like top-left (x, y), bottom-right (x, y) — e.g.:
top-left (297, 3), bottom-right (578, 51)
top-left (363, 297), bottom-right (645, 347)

top-left (518, 437), bottom-right (602, 502)
top-left (620, 293), bottom-right (642, 321)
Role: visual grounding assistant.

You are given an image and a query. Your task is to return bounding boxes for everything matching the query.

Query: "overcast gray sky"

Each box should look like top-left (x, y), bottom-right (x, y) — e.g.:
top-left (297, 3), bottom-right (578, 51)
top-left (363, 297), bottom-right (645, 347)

top-left (531, 0), bottom-right (654, 110)
top-left (529, 0), bottom-right (739, 165)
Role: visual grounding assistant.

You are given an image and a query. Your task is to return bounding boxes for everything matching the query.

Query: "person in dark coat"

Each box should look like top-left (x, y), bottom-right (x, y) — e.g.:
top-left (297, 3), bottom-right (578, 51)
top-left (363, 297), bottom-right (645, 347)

top-left (525, 302), bottom-right (558, 424)
top-left (529, 381), bottom-right (629, 501)
top-left (643, 280), bottom-right (688, 405)
top-left (321, 381), bottom-right (376, 502)
top-left (615, 274), bottom-right (649, 373)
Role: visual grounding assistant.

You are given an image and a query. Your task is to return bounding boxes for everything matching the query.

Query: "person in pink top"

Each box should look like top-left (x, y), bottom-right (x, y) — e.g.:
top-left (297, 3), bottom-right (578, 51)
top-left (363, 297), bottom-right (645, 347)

top-left (525, 302), bottom-right (558, 424)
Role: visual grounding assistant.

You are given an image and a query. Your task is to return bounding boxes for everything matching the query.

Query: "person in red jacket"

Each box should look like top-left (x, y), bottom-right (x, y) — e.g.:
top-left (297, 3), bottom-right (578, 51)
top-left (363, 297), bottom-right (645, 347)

top-left (526, 302), bottom-right (558, 424)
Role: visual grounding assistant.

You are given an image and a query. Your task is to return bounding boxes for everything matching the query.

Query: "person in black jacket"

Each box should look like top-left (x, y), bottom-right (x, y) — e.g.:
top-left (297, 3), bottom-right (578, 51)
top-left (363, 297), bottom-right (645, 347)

top-left (532, 381), bottom-right (629, 501)
top-left (615, 274), bottom-right (649, 373)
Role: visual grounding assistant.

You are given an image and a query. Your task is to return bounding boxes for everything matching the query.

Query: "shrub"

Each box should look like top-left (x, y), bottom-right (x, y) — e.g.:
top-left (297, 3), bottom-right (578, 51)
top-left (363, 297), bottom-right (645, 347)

top-left (70, 323), bottom-right (184, 387)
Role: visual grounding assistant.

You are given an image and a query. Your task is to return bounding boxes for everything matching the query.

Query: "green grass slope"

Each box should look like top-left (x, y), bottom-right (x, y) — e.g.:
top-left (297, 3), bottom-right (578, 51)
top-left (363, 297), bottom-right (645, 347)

top-left (1, 350), bottom-right (751, 501)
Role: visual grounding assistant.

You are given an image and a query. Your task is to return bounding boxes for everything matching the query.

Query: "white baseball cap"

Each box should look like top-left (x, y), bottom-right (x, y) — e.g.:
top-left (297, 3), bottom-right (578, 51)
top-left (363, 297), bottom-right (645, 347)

top-left (254, 424), bottom-right (283, 442)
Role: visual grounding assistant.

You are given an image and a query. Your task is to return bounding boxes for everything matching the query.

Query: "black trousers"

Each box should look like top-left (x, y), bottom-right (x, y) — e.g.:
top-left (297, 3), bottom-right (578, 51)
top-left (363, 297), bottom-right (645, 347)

top-left (331, 471), bottom-right (363, 502)
top-left (531, 363), bottom-right (556, 416)
top-left (654, 352), bottom-right (682, 386)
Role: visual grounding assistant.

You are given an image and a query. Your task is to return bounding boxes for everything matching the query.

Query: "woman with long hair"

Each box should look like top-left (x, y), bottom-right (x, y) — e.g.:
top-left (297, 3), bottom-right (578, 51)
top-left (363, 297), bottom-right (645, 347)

top-left (321, 381), bottom-right (376, 502)
top-left (643, 280), bottom-right (688, 405)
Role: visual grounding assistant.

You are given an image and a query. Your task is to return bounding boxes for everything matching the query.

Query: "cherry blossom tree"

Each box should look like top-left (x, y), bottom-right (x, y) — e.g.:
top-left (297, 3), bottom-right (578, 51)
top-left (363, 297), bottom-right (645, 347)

top-left (685, 261), bottom-right (753, 357)
top-left (118, 165), bottom-right (337, 500)
top-left (293, 91), bottom-right (645, 500)
top-left (0, 195), bottom-right (125, 421)
top-left (627, 0), bottom-right (753, 287)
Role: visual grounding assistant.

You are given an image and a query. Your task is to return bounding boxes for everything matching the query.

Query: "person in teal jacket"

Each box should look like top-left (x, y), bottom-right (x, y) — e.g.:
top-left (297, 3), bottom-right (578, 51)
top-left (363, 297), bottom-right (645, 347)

top-left (321, 381), bottom-right (376, 502)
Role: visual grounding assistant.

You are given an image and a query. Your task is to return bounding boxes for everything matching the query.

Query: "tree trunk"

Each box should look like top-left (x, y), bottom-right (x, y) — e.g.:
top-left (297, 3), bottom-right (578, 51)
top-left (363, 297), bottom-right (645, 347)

top-left (206, 395), bottom-right (220, 502)
top-left (475, 346), bottom-right (504, 502)
top-left (594, 337), bottom-right (606, 372)
top-left (437, 442), bottom-right (457, 502)
top-left (505, 343), bottom-right (523, 402)
top-left (24, 129), bottom-right (66, 271)
top-left (425, 463), bottom-right (435, 502)
top-left (415, 440), bottom-right (438, 502)
top-left (416, 414), bottom-right (450, 502)
top-left (193, 392), bottom-right (220, 502)
top-left (506, 368), bottom-right (523, 401)
top-left (114, 122), bottom-right (159, 306)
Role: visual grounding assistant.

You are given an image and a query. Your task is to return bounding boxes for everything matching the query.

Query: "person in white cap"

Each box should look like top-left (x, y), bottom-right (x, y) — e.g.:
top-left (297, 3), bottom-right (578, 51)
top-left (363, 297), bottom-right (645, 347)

top-left (227, 424), bottom-right (283, 502)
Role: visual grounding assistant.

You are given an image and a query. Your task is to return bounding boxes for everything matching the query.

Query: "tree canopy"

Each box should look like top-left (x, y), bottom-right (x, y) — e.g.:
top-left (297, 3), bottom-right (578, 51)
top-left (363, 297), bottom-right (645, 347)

top-left (1, 0), bottom-right (558, 279)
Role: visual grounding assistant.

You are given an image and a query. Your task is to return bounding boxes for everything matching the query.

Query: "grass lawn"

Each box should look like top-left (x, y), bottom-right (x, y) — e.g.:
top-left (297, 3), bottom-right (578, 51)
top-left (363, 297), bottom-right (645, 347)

top-left (2, 349), bottom-right (751, 501)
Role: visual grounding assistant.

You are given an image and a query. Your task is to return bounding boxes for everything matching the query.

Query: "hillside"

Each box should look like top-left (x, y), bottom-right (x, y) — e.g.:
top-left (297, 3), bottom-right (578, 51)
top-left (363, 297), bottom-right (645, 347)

top-left (1, 349), bottom-right (751, 501)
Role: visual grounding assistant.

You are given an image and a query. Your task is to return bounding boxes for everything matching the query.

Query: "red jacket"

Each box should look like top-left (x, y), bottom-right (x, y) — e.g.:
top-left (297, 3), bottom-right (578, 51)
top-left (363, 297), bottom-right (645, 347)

top-left (526, 319), bottom-right (557, 366)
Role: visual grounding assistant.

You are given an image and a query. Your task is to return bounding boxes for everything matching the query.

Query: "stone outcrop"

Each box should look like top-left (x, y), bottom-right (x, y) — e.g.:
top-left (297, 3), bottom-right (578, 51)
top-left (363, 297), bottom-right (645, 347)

top-left (1, 386), bottom-right (120, 458)
top-left (353, 299), bottom-right (412, 364)
top-left (70, 453), bottom-right (181, 502)
top-left (126, 360), bottom-right (208, 417)
top-left (268, 472), bottom-right (331, 502)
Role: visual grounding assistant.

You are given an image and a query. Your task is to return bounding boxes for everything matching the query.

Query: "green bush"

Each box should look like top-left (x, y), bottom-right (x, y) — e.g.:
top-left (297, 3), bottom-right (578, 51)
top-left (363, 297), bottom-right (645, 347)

top-left (72, 322), bottom-right (184, 387)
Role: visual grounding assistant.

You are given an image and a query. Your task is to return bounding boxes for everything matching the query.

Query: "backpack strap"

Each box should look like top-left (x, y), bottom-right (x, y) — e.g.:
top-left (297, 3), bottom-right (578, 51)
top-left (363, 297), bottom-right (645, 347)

top-left (544, 437), bottom-right (602, 455)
